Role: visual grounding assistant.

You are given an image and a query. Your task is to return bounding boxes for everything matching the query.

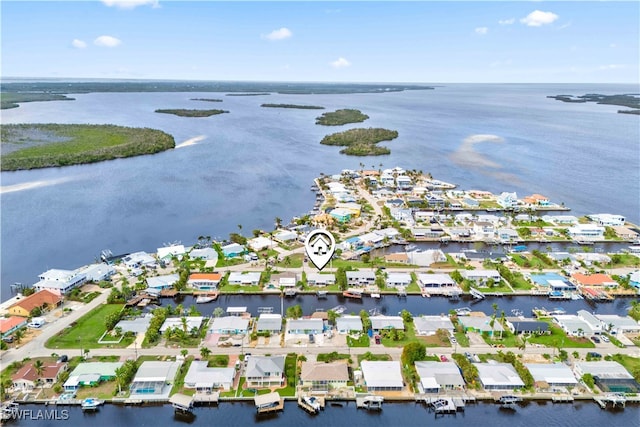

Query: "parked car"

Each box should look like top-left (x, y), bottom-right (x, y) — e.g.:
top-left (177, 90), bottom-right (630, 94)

top-left (374, 335), bottom-right (381, 345)
top-left (57, 354), bottom-right (68, 363)
top-left (2, 336), bottom-right (13, 343)
top-left (587, 352), bottom-right (602, 359)
top-left (440, 355), bottom-right (448, 362)
top-left (600, 336), bottom-right (610, 343)
top-left (591, 336), bottom-right (601, 343)
top-left (449, 337), bottom-right (457, 344)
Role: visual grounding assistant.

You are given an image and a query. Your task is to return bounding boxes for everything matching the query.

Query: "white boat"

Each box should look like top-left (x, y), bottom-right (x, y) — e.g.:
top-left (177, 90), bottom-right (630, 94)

top-left (370, 293), bottom-right (381, 299)
top-left (81, 398), bottom-right (103, 411)
top-left (455, 307), bottom-right (471, 316)
top-left (196, 295), bottom-right (215, 303)
top-left (303, 396), bottom-right (321, 413)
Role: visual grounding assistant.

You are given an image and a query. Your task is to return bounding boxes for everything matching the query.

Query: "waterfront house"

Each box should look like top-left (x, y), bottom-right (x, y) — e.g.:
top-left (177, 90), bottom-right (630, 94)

top-left (32, 268), bottom-right (86, 295)
top-left (612, 225), bottom-right (638, 240)
top-left (542, 215), bottom-right (579, 225)
top-left (300, 361), bottom-right (350, 391)
top-left (413, 316), bottom-right (455, 336)
top-left (573, 361), bottom-right (639, 393)
top-left (473, 221), bottom-right (495, 239)
top-left (380, 174), bottom-right (395, 186)
top-left (188, 273), bottom-right (222, 290)
top-left (407, 249), bottom-right (447, 266)
top-left (75, 263), bottom-right (116, 283)
top-left (123, 251), bottom-right (157, 269)
top-left (525, 363), bottom-right (578, 388)
top-left (0, 316), bottom-right (27, 338)
top-left (417, 273), bottom-right (457, 290)
top-left (115, 315), bottom-right (152, 336)
top-left (330, 208), bottom-right (352, 223)
top-left (458, 316), bottom-right (504, 336)
top-left (463, 197), bottom-right (480, 208)
top-left (245, 356), bottom-right (285, 388)
top-left (357, 231), bottom-right (385, 246)
top-left (384, 252), bottom-right (409, 264)
top-left (7, 290), bottom-right (63, 317)
top-left (587, 214), bottom-right (626, 227)
top-left (160, 316), bottom-right (205, 333)
top-left (209, 316), bottom-right (249, 335)
top-left (336, 202), bottom-right (362, 217)
top-left (411, 226), bottom-right (443, 239)
top-left (414, 361), bottom-right (465, 393)
top-left (474, 362), bottom-right (524, 390)
top-left (571, 273), bottom-right (618, 288)
top-left (595, 314), bottom-right (640, 335)
top-left (302, 273), bottom-right (336, 287)
top-left (221, 243), bottom-right (245, 258)
top-left (522, 194), bottom-right (551, 206)
top-left (184, 361), bottom-right (235, 392)
top-left (346, 271), bottom-right (376, 287)
top-left (12, 361), bottom-right (67, 392)
top-left (286, 318), bottom-right (324, 335)
top-left (360, 361), bottom-right (404, 391)
top-left (157, 244), bottom-right (185, 262)
top-left (63, 362), bottom-right (122, 392)
top-left (370, 315), bottom-right (404, 333)
top-left (460, 269), bottom-right (501, 287)
top-left (227, 272), bottom-right (261, 286)
top-left (553, 315), bottom-right (593, 336)
top-left (504, 318), bottom-right (549, 335)
top-left (256, 314), bottom-right (282, 334)
top-left (130, 361), bottom-right (182, 398)
top-left (336, 315), bottom-right (363, 334)
top-left (274, 230), bottom-right (297, 242)
top-left (496, 192), bottom-right (518, 209)
top-left (189, 247), bottom-right (219, 262)
top-left (567, 224), bottom-right (605, 240)
top-left (146, 274), bottom-right (179, 291)
top-left (577, 310), bottom-right (603, 334)
top-left (497, 228), bottom-right (520, 242)
top-left (248, 236), bottom-right (275, 251)
top-left (385, 272), bottom-right (412, 288)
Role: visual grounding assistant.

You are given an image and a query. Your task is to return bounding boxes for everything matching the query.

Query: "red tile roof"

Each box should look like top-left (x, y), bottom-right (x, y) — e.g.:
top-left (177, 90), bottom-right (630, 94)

top-left (9, 290), bottom-right (62, 313)
top-left (189, 273), bottom-right (222, 281)
top-left (572, 273), bottom-right (615, 286)
top-left (12, 362), bottom-right (66, 382)
top-left (0, 317), bottom-right (27, 334)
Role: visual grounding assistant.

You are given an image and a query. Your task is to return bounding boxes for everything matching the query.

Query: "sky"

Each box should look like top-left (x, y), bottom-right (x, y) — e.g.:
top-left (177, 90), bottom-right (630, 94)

top-left (1, 1), bottom-right (638, 83)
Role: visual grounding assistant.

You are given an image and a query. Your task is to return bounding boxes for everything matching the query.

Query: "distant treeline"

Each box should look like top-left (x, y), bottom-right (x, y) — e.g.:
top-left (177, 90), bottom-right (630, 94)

top-left (261, 103), bottom-right (325, 109)
top-left (191, 98), bottom-right (223, 102)
top-left (1, 93), bottom-right (75, 109)
top-left (320, 127), bottom-right (398, 156)
top-left (316, 109), bottom-right (369, 126)
top-left (548, 93), bottom-right (640, 115)
top-left (155, 109), bottom-right (229, 117)
top-left (1, 124), bottom-right (175, 171)
top-left (226, 93), bottom-right (270, 96)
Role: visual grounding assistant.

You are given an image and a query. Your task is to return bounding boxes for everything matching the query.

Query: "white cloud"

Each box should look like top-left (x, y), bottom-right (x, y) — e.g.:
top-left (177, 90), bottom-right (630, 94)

top-left (599, 64), bottom-right (624, 70)
top-left (94, 35), bottom-right (122, 47)
top-left (520, 10), bottom-right (559, 27)
top-left (101, 0), bottom-right (159, 9)
top-left (262, 28), bottom-right (292, 41)
top-left (610, 43), bottom-right (617, 48)
top-left (330, 57), bottom-right (351, 69)
top-left (498, 18), bottom-right (515, 25)
top-left (475, 27), bottom-right (488, 35)
top-left (71, 39), bottom-right (87, 49)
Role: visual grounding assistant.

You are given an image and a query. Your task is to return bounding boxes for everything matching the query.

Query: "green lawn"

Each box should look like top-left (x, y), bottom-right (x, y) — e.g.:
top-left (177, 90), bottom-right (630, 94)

top-left (608, 354), bottom-right (640, 382)
top-left (380, 322), bottom-right (418, 347)
top-left (46, 304), bottom-right (131, 349)
top-left (275, 253), bottom-right (304, 268)
top-left (478, 283), bottom-right (514, 294)
top-left (527, 323), bottom-right (595, 348)
top-left (219, 284), bottom-right (262, 293)
top-left (347, 334), bottom-right (370, 347)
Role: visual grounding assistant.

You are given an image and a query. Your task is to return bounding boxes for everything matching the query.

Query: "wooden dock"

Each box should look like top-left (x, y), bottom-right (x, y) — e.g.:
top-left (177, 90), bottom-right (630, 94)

top-left (552, 395), bottom-right (574, 403)
top-left (255, 392), bottom-right (284, 414)
top-left (194, 392), bottom-right (219, 404)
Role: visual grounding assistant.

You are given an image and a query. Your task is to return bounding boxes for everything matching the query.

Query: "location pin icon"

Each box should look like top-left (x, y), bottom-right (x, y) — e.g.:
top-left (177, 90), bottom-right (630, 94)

top-left (304, 229), bottom-right (336, 271)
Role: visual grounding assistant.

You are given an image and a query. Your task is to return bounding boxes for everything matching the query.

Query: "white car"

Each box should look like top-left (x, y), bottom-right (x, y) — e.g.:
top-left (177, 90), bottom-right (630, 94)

top-left (600, 336), bottom-right (610, 343)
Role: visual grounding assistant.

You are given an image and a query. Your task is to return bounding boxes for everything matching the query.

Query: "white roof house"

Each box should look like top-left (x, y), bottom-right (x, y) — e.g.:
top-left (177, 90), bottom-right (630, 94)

top-left (525, 363), bottom-right (578, 387)
top-left (279, 277), bottom-right (296, 288)
top-left (256, 314), bottom-right (283, 333)
top-left (184, 361), bottom-right (235, 391)
top-left (370, 316), bottom-right (404, 332)
top-left (407, 250), bottom-right (447, 267)
top-left (160, 316), bottom-right (204, 333)
top-left (361, 361), bottom-right (404, 390)
top-left (287, 318), bottom-right (324, 335)
top-left (304, 273), bottom-right (336, 286)
top-left (418, 273), bottom-right (456, 288)
top-left (33, 269), bottom-right (86, 295)
top-left (413, 316), bottom-right (455, 336)
top-left (461, 269), bottom-right (501, 286)
top-left (209, 316), bottom-right (250, 335)
top-left (274, 230), bottom-right (297, 242)
top-left (189, 247), bottom-right (219, 262)
top-left (75, 263), bottom-right (116, 282)
top-left (386, 273), bottom-right (412, 288)
top-left (248, 236), bottom-right (275, 251)
top-left (123, 251), bottom-right (157, 268)
top-left (553, 315), bottom-right (593, 336)
top-left (228, 272), bottom-right (261, 286)
top-left (146, 274), bottom-right (180, 290)
top-left (346, 271), bottom-right (376, 286)
top-left (474, 362), bottom-right (524, 390)
top-left (415, 361), bottom-right (465, 393)
top-left (157, 244), bottom-right (185, 260)
top-left (63, 362), bottom-right (123, 391)
top-left (574, 361), bottom-right (634, 380)
top-left (577, 310), bottom-right (603, 334)
top-left (221, 243), bottom-right (245, 257)
top-left (245, 356), bottom-right (285, 387)
top-left (595, 314), bottom-right (640, 334)
top-left (336, 315), bottom-right (363, 334)
top-left (130, 361), bottom-right (182, 397)
top-left (458, 316), bottom-right (504, 335)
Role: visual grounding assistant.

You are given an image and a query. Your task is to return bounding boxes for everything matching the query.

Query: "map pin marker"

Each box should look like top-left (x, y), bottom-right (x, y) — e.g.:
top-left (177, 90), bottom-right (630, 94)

top-left (304, 229), bottom-right (336, 271)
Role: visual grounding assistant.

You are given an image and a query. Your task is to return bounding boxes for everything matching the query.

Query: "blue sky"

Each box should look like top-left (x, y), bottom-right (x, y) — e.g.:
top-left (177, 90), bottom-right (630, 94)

top-left (2, 1), bottom-right (638, 83)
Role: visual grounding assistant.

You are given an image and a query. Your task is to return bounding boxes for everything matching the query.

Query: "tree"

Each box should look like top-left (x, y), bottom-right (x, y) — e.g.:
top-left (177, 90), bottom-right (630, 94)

top-left (401, 342), bottom-right (426, 366)
top-left (213, 307), bottom-right (224, 318)
top-left (181, 349), bottom-right (188, 358)
top-left (274, 217), bottom-right (282, 229)
top-left (200, 346), bottom-right (211, 359)
top-left (400, 309), bottom-right (413, 324)
top-left (361, 253), bottom-right (370, 264)
top-left (327, 309), bottom-right (338, 325)
top-left (13, 329), bottom-right (24, 344)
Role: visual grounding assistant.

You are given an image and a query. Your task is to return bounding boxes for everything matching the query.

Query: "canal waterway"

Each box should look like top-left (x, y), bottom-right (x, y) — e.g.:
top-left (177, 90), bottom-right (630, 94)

top-left (11, 401), bottom-right (639, 427)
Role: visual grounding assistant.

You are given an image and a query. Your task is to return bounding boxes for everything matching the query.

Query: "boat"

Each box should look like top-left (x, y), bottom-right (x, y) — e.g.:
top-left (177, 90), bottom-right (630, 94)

top-left (511, 309), bottom-right (523, 317)
top-left (455, 307), bottom-right (471, 316)
top-left (81, 398), bottom-right (103, 411)
top-left (330, 305), bottom-right (346, 314)
top-left (303, 396), bottom-right (321, 413)
top-left (370, 293), bottom-right (381, 299)
top-left (1, 402), bottom-right (18, 421)
top-left (406, 244), bottom-right (417, 251)
top-left (316, 290), bottom-right (328, 298)
top-left (195, 295), bottom-right (215, 304)
top-left (343, 289), bottom-right (362, 299)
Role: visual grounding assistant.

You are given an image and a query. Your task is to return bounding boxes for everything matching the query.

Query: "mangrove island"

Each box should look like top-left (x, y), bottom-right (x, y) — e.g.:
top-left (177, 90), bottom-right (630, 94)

top-left (190, 98), bottom-right (223, 102)
top-left (548, 93), bottom-right (640, 115)
top-left (320, 127), bottom-right (399, 156)
top-left (316, 108), bottom-right (370, 126)
top-left (155, 109), bottom-right (229, 117)
top-left (0, 124), bottom-right (175, 171)
top-left (261, 103), bottom-right (325, 109)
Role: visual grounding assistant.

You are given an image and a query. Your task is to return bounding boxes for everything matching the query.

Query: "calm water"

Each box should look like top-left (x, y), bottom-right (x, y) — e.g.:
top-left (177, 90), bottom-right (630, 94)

top-left (1, 84), bottom-right (638, 298)
top-left (11, 402), bottom-right (640, 427)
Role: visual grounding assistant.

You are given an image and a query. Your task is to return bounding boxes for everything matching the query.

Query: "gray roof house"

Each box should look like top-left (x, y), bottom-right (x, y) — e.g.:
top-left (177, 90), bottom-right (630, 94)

top-left (474, 362), bottom-right (524, 390)
top-left (525, 363), bottom-right (578, 387)
top-left (346, 271), bottom-right (376, 286)
top-left (184, 361), bottom-right (235, 391)
top-left (256, 314), bottom-right (282, 333)
top-left (505, 318), bottom-right (550, 335)
top-left (209, 316), bottom-right (250, 335)
top-left (300, 361), bottom-right (350, 391)
top-left (415, 361), bottom-right (465, 393)
top-left (370, 316), bottom-right (404, 333)
top-left (336, 315), bottom-right (363, 334)
top-left (413, 316), bottom-right (454, 336)
top-left (63, 362), bottom-right (123, 391)
top-left (245, 356), bottom-right (285, 387)
top-left (130, 361), bottom-right (182, 399)
top-left (287, 318), bottom-right (324, 335)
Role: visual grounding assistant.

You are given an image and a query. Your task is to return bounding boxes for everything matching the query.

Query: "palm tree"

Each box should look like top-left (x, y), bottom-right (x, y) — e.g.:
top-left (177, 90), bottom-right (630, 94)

top-left (13, 329), bottom-right (24, 344)
top-left (180, 316), bottom-right (188, 333)
top-left (180, 349), bottom-right (188, 358)
top-left (274, 217), bottom-right (282, 229)
top-left (237, 224), bottom-right (243, 235)
top-left (200, 346), bottom-right (211, 359)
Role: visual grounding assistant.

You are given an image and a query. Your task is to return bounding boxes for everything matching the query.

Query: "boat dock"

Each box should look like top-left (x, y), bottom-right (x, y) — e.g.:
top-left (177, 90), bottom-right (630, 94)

top-left (169, 393), bottom-right (194, 413)
top-left (594, 393), bottom-right (627, 409)
top-left (254, 392), bottom-right (284, 414)
top-left (194, 392), bottom-right (219, 404)
top-left (356, 395), bottom-right (383, 410)
top-left (469, 288), bottom-right (486, 300)
top-left (298, 396), bottom-right (325, 414)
